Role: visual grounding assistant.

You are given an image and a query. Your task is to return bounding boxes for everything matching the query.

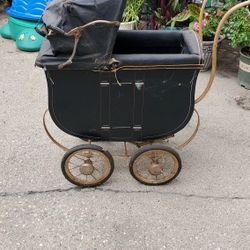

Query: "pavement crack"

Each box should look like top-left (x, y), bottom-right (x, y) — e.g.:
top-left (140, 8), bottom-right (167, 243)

top-left (0, 187), bottom-right (250, 201)
top-left (0, 187), bottom-right (85, 198)
top-left (95, 187), bottom-right (250, 201)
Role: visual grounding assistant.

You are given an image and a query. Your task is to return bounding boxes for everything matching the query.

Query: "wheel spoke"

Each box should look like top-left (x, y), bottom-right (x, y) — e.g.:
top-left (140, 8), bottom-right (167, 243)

top-left (160, 170), bottom-right (165, 175)
top-left (69, 165), bottom-right (80, 170)
top-left (91, 174), bottom-right (97, 180)
top-left (75, 156), bottom-right (85, 161)
top-left (76, 172), bottom-right (84, 177)
top-left (73, 154), bottom-right (85, 161)
top-left (68, 161), bottom-right (78, 167)
top-left (69, 157), bottom-right (83, 167)
top-left (93, 166), bottom-right (101, 173)
top-left (81, 150), bottom-right (93, 159)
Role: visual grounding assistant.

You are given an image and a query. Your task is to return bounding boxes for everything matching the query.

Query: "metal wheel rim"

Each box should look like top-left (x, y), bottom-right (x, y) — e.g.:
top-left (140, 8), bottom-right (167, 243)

top-left (132, 149), bottom-right (179, 185)
top-left (64, 149), bottom-right (112, 186)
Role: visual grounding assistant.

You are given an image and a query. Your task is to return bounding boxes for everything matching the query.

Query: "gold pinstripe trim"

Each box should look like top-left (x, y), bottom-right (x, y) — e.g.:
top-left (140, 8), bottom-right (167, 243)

top-left (115, 64), bottom-right (203, 70)
top-left (101, 64), bottom-right (204, 73)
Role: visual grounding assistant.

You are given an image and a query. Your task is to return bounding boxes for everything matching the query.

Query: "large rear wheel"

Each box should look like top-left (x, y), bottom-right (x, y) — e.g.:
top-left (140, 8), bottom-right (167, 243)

top-left (129, 145), bottom-right (181, 185)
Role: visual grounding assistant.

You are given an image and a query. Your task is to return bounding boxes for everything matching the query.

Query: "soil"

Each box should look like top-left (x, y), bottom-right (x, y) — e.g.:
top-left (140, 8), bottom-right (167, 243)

top-left (217, 39), bottom-right (241, 78)
top-left (241, 47), bottom-right (250, 57)
top-left (203, 36), bottom-right (214, 42)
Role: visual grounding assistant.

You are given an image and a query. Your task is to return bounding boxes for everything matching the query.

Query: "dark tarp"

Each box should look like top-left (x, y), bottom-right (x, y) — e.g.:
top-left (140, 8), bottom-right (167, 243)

top-left (39, 0), bottom-right (126, 67)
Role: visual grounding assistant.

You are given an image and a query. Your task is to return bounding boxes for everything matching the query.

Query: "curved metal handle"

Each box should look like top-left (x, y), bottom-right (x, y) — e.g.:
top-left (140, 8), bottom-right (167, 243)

top-left (198, 0), bottom-right (208, 43)
top-left (196, 0), bottom-right (250, 104)
top-left (64, 20), bottom-right (120, 37)
top-left (58, 20), bottom-right (120, 69)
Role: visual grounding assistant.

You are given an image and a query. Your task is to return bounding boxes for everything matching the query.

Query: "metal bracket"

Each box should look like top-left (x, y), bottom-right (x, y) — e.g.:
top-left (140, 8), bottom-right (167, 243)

top-left (135, 81), bottom-right (144, 90)
top-left (101, 126), bottom-right (111, 130)
top-left (133, 126), bottom-right (142, 131)
top-left (100, 82), bottom-right (110, 86)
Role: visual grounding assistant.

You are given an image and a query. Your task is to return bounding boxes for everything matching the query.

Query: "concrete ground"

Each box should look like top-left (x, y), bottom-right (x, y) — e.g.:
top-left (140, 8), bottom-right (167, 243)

top-left (1, 14), bottom-right (250, 250)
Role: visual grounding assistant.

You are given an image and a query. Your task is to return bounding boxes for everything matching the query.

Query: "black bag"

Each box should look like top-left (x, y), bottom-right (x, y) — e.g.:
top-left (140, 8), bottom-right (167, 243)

top-left (38, 0), bottom-right (126, 67)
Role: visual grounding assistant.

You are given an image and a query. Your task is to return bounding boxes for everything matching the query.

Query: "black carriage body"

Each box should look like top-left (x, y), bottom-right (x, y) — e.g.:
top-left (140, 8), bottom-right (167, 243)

top-left (36, 29), bottom-right (202, 142)
top-left (46, 67), bottom-right (199, 141)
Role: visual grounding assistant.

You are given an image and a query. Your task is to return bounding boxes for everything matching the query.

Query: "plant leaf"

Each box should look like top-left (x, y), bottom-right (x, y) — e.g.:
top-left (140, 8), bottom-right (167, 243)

top-left (188, 3), bottom-right (200, 21)
top-left (171, 0), bottom-right (179, 12)
top-left (172, 9), bottom-right (191, 23)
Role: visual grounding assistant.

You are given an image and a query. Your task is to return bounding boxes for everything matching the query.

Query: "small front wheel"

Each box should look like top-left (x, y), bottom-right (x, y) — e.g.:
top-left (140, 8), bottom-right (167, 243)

top-left (129, 145), bottom-right (181, 185)
top-left (61, 145), bottom-right (114, 187)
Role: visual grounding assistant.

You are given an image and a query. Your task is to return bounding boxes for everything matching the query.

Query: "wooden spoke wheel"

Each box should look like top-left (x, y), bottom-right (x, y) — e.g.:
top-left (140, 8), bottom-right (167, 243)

top-left (129, 145), bottom-right (181, 185)
top-left (61, 145), bottom-right (114, 187)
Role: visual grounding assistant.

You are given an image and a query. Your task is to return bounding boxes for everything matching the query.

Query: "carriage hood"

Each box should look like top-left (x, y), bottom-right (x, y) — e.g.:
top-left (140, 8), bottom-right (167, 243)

top-left (36, 0), bottom-right (126, 69)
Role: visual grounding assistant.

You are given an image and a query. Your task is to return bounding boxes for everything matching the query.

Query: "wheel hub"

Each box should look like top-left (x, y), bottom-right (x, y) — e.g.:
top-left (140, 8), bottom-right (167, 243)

top-left (79, 159), bottom-right (94, 175)
top-left (148, 162), bottom-right (163, 176)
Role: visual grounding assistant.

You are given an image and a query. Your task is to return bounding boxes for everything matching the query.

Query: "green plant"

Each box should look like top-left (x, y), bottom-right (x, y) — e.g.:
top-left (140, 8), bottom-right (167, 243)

top-left (122, 0), bottom-right (144, 22)
top-left (141, 0), bottom-right (191, 29)
top-left (224, 7), bottom-right (250, 48)
top-left (154, 7), bottom-right (166, 28)
top-left (167, 9), bottom-right (190, 27)
top-left (188, 3), bottom-right (225, 40)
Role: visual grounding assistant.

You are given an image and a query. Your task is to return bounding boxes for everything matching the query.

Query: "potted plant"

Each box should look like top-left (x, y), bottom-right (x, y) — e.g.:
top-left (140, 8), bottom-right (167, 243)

top-left (120, 0), bottom-right (144, 30)
top-left (188, 3), bottom-right (225, 70)
top-left (145, 0), bottom-right (191, 30)
top-left (223, 7), bottom-right (250, 89)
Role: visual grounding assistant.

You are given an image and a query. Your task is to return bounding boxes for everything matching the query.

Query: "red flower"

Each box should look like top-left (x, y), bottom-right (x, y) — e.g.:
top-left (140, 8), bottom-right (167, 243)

top-left (217, 10), bottom-right (223, 17)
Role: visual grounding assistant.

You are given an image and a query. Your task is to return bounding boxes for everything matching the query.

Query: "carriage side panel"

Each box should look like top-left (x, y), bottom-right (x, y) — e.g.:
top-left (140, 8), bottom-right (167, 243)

top-left (46, 68), bottom-right (198, 141)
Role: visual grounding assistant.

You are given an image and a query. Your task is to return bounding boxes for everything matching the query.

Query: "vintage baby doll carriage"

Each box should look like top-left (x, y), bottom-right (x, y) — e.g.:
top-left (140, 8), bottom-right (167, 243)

top-left (35, 0), bottom-right (250, 187)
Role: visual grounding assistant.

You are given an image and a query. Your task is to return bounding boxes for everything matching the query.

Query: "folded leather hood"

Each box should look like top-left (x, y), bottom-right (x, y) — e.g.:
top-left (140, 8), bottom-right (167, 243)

top-left (41, 0), bottom-right (126, 66)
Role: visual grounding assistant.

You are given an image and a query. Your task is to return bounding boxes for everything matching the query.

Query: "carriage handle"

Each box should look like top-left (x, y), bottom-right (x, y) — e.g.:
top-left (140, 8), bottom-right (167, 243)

top-left (195, 0), bottom-right (250, 104)
top-left (57, 20), bottom-right (120, 69)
